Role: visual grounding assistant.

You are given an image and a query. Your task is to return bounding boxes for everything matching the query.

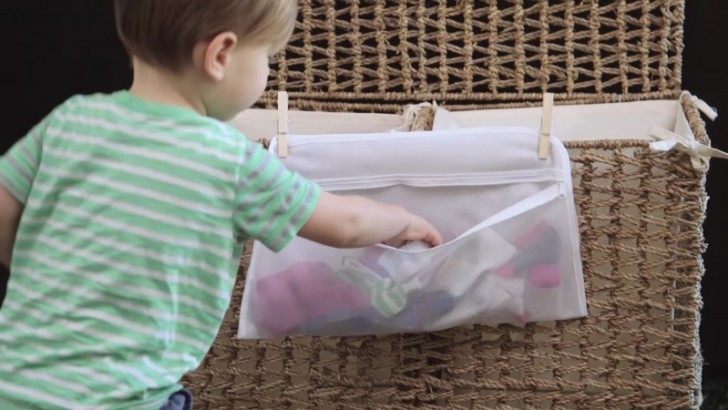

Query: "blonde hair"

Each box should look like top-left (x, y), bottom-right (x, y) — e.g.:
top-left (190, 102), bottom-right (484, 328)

top-left (114, 0), bottom-right (297, 71)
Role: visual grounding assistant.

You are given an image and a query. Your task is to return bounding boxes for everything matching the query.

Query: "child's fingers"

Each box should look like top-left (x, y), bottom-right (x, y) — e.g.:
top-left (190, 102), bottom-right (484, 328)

top-left (424, 230), bottom-right (443, 247)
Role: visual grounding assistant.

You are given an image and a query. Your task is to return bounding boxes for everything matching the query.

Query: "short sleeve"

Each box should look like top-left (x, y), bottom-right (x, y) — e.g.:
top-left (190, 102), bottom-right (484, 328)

top-left (0, 115), bottom-right (50, 205)
top-left (234, 142), bottom-right (322, 252)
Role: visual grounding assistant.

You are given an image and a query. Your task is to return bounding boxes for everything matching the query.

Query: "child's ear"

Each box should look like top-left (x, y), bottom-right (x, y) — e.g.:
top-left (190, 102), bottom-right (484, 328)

top-left (199, 32), bottom-right (238, 82)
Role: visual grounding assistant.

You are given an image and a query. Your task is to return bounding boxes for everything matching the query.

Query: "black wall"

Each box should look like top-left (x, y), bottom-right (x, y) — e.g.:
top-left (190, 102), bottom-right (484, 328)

top-left (683, 0), bottom-right (728, 380)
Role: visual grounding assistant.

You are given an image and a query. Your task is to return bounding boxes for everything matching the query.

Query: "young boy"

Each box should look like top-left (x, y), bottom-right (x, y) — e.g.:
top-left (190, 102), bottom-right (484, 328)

top-left (0, 1), bottom-right (443, 409)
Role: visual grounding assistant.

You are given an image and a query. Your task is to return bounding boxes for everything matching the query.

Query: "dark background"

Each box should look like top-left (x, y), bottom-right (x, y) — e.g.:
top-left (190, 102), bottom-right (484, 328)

top-left (683, 1), bottom-right (728, 382)
top-left (0, 0), bottom-right (726, 387)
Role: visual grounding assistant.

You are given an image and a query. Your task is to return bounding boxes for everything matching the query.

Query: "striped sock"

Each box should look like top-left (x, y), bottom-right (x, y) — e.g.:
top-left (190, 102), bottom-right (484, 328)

top-left (338, 257), bottom-right (411, 318)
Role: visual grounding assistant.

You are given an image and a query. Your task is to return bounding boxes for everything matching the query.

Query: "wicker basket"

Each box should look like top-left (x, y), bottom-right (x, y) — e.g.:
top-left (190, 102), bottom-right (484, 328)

top-left (183, 1), bottom-right (708, 408)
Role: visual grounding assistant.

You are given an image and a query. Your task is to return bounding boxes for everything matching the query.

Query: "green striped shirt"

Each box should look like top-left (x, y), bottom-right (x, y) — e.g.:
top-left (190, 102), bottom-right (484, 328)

top-left (0, 91), bottom-right (321, 409)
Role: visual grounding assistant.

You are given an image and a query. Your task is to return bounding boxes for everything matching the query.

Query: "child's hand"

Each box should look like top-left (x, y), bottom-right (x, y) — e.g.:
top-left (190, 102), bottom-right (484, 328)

top-left (0, 184), bottom-right (22, 268)
top-left (384, 213), bottom-right (444, 249)
top-left (300, 192), bottom-right (444, 249)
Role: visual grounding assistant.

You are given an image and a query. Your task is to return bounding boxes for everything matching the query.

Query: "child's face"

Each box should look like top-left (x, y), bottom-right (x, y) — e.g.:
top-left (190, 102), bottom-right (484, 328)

top-left (206, 44), bottom-right (271, 121)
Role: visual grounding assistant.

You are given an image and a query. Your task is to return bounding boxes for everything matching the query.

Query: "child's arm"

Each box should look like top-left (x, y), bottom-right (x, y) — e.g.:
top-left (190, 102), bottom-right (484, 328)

top-left (0, 185), bottom-right (21, 268)
top-left (0, 112), bottom-right (52, 268)
top-left (299, 192), bottom-right (443, 249)
top-left (235, 141), bottom-right (443, 252)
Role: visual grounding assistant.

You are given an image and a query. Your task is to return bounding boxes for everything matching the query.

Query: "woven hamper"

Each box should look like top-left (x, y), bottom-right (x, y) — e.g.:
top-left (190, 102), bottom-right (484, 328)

top-left (183, 1), bottom-right (712, 408)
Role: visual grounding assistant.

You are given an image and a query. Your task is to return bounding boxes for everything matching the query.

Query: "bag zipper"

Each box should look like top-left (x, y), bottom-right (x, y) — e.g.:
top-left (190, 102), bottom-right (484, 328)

top-left (376, 179), bottom-right (567, 256)
top-left (270, 126), bottom-right (539, 149)
top-left (315, 168), bottom-right (567, 191)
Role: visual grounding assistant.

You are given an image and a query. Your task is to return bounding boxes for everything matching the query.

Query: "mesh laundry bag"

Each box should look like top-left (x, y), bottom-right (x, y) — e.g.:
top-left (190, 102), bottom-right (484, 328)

top-left (183, 1), bottom-right (714, 408)
top-left (240, 127), bottom-right (587, 339)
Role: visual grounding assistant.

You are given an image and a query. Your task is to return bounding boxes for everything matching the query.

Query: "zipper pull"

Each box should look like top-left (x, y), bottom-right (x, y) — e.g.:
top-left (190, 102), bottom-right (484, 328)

top-left (557, 181), bottom-right (567, 199)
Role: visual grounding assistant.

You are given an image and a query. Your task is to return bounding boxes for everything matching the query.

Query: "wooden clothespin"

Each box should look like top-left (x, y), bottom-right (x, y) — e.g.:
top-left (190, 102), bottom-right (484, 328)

top-left (277, 91), bottom-right (289, 158)
top-left (538, 92), bottom-right (554, 160)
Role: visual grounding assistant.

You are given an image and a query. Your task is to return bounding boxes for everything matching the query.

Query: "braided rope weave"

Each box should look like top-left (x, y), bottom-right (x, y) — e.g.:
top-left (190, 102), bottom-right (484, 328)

top-left (256, 0), bottom-right (684, 113)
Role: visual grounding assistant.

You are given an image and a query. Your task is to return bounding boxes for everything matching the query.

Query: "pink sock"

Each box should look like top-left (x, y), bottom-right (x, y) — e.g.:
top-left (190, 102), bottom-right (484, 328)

top-left (528, 264), bottom-right (560, 288)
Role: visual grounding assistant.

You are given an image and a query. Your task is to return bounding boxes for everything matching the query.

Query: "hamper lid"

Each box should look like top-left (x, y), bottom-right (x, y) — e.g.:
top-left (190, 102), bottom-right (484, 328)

top-left (257, 0), bottom-right (684, 112)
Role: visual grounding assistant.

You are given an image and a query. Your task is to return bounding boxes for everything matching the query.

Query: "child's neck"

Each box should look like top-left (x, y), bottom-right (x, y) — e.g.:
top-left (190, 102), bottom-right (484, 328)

top-left (129, 58), bottom-right (207, 116)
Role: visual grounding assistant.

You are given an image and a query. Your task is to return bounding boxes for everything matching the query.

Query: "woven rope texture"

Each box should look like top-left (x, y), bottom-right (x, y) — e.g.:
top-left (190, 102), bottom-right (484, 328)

top-left (256, 0), bottom-right (684, 112)
top-left (183, 95), bottom-right (707, 409)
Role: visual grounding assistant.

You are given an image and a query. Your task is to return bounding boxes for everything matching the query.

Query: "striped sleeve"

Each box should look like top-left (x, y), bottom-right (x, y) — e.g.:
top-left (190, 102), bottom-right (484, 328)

top-left (0, 115), bottom-right (50, 204)
top-left (234, 142), bottom-right (321, 252)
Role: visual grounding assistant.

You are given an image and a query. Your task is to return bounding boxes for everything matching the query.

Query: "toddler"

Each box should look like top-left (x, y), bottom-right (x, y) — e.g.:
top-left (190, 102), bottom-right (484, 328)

top-left (0, 1), bottom-right (442, 408)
